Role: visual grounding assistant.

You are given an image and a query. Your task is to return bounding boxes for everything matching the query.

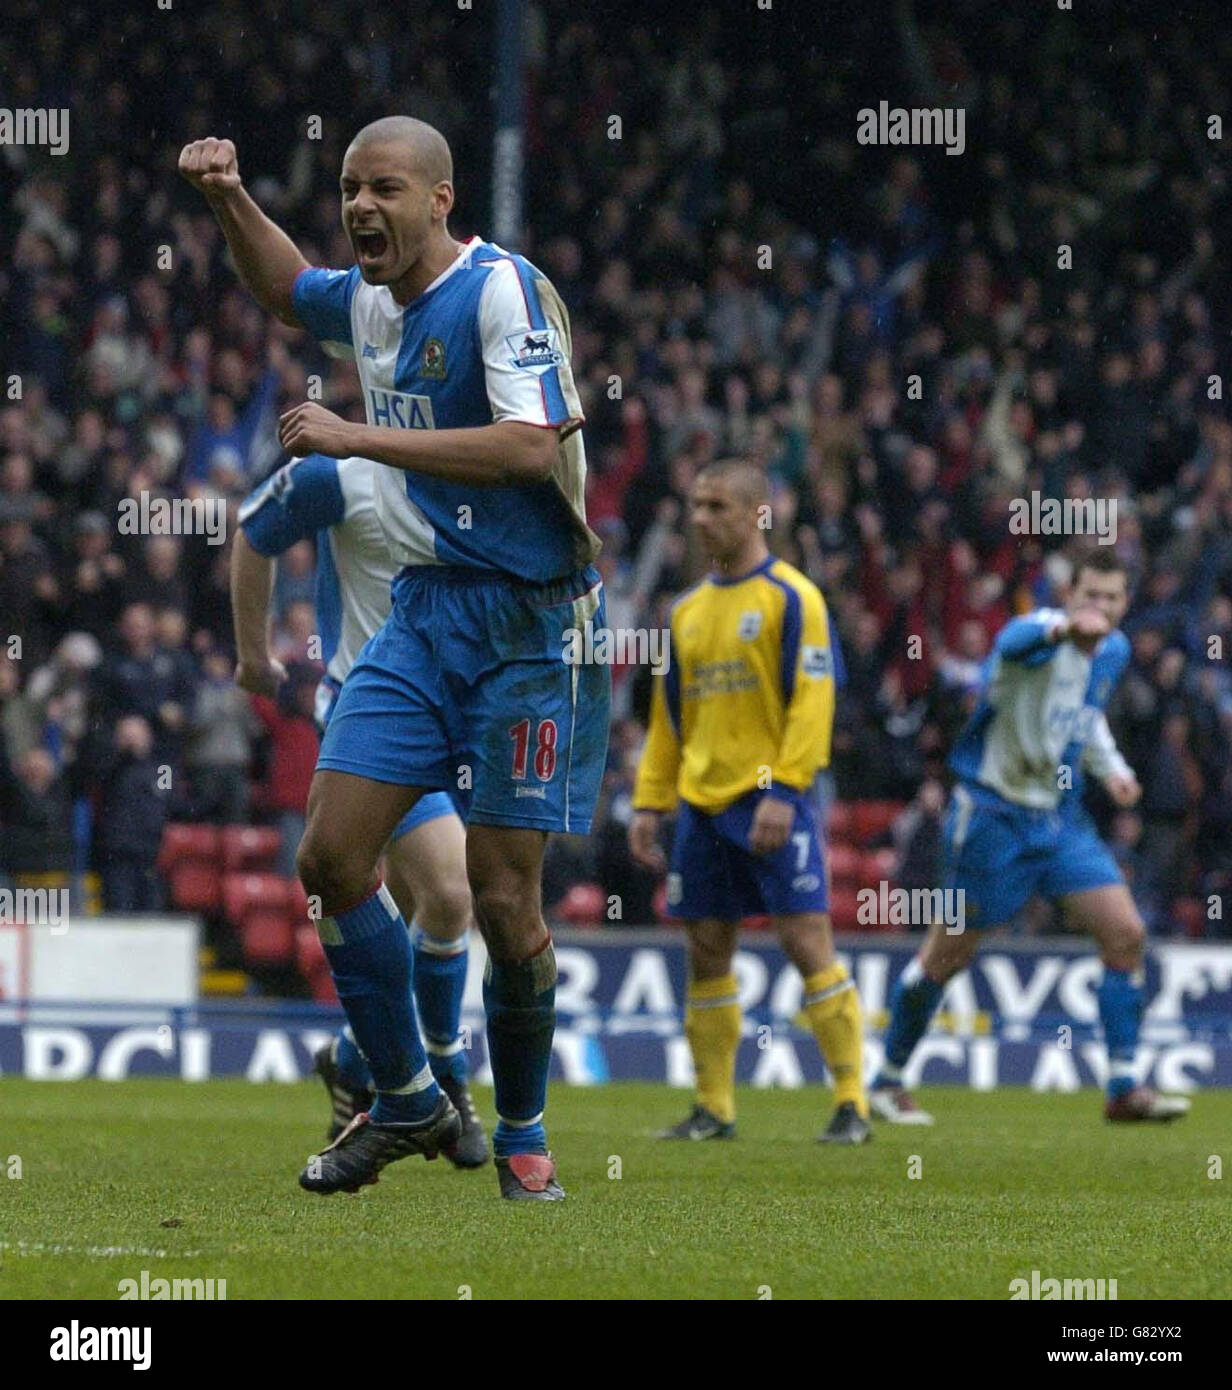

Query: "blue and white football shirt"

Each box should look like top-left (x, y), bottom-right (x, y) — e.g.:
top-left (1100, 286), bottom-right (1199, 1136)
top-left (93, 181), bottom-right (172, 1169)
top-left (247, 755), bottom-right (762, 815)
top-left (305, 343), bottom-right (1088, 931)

top-left (238, 452), bottom-right (464, 832)
top-left (291, 236), bottom-right (599, 584)
top-left (949, 609), bottom-right (1132, 810)
top-left (238, 454), bottom-right (393, 691)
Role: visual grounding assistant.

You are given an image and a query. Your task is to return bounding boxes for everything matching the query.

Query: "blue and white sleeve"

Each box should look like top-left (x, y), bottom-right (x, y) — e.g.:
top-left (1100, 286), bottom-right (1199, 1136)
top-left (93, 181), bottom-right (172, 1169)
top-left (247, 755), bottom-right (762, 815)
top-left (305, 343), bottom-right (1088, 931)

top-left (291, 266), bottom-right (360, 355)
top-left (1094, 630), bottom-right (1131, 691)
top-left (238, 455), bottom-right (347, 556)
top-left (477, 256), bottom-right (583, 430)
top-left (996, 611), bottom-right (1065, 667)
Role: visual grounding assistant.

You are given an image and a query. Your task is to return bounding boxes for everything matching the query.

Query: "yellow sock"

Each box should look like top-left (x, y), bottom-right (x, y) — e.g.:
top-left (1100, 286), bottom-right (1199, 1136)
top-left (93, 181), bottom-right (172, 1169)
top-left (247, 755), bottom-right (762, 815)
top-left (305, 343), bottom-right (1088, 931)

top-left (803, 964), bottom-right (868, 1117)
top-left (685, 973), bottom-right (741, 1124)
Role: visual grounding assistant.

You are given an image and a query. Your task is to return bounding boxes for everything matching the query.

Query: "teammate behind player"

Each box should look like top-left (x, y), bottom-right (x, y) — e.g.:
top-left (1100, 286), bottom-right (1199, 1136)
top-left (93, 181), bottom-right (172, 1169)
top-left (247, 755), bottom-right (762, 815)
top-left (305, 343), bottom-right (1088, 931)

top-left (232, 453), bottom-right (487, 1166)
top-left (870, 548), bottom-right (1190, 1125)
top-left (181, 118), bottom-right (609, 1200)
top-left (629, 460), bottom-right (870, 1145)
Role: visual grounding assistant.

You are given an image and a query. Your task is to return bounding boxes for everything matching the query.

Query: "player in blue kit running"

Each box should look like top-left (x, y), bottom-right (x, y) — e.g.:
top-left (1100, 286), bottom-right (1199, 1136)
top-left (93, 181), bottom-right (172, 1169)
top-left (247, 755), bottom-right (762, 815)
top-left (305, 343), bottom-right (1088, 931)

top-left (181, 115), bottom-right (610, 1200)
top-left (870, 548), bottom-right (1190, 1125)
top-left (233, 452), bottom-right (487, 1166)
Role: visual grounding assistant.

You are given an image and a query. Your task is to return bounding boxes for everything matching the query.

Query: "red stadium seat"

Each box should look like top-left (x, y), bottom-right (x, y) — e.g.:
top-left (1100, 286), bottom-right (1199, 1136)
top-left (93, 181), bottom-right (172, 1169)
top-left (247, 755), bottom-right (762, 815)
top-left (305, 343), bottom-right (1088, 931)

top-left (826, 801), bottom-right (853, 841)
top-left (294, 925), bottom-right (336, 1001)
top-left (240, 911), bottom-right (295, 966)
top-left (558, 881), bottom-right (605, 927)
top-left (827, 885), bottom-right (863, 929)
top-left (1172, 898), bottom-right (1206, 938)
top-left (286, 877), bottom-right (312, 924)
top-left (220, 824), bottom-right (283, 873)
top-left (168, 860), bottom-right (222, 914)
top-left (295, 924), bottom-right (327, 977)
top-left (850, 800), bottom-right (906, 846)
top-left (828, 842), bottom-right (862, 888)
top-left (221, 873), bottom-right (295, 969)
top-left (308, 968), bottom-right (339, 1004)
top-left (222, 872), bottom-right (290, 927)
top-left (860, 847), bottom-right (898, 886)
top-left (157, 823), bottom-right (220, 877)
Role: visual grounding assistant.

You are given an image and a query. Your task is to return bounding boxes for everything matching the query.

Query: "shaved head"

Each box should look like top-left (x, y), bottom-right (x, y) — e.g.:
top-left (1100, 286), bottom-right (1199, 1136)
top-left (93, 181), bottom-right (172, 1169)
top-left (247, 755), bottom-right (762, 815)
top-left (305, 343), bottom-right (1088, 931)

top-left (690, 457), bottom-right (773, 572)
top-left (697, 458), bottom-right (771, 508)
top-left (347, 116), bottom-right (452, 187)
top-left (338, 116), bottom-right (460, 300)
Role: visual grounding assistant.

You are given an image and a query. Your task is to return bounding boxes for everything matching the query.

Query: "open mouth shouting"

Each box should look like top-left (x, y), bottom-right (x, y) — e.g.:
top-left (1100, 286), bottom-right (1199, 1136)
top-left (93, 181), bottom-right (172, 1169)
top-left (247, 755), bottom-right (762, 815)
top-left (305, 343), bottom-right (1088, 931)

top-left (352, 225), bottom-right (390, 272)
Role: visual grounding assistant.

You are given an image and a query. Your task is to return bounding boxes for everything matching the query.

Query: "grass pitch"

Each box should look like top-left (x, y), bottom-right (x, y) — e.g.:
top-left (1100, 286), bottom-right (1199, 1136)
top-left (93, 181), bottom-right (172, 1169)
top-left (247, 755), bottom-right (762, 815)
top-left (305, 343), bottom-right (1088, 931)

top-left (1, 1080), bottom-right (1228, 1300)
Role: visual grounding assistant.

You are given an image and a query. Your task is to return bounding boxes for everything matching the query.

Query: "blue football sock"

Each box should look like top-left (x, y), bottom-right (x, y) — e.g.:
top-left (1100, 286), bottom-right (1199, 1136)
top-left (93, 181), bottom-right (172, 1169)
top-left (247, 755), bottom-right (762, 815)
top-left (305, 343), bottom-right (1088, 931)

top-left (875, 957), bottom-right (944, 1085)
top-left (317, 881), bottom-right (439, 1124)
top-left (1098, 965), bottom-right (1143, 1101)
top-left (414, 929), bottom-right (470, 1084)
top-left (484, 937), bottom-right (556, 1157)
top-left (333, 1025), bottom-right (372, 1090)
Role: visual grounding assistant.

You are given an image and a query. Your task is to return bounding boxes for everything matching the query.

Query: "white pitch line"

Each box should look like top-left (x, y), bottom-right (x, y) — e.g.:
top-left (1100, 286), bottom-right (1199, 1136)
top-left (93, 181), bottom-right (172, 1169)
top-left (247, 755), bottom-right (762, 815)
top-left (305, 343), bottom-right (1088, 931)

top-left (0, 1240), bottom-right (201, 1259)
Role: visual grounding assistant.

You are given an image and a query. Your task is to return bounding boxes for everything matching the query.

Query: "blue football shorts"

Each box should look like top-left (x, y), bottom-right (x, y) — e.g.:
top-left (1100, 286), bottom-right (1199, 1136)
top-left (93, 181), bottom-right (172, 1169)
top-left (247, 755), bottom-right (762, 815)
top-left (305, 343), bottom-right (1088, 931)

top-left (943, 781), bottom-right (1123, 930)
top-left (316, 673), bottom-right (460, 841)
top-left (317, 564), bottom-right (611, 834)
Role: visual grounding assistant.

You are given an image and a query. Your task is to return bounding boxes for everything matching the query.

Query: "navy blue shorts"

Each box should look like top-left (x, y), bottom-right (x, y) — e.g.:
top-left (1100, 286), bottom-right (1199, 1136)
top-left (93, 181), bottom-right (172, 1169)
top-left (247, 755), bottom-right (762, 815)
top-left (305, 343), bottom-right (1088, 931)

top-left (666, 788), bottom-right (829, 920)
top-left (317, 564), bottom-right (611, 834)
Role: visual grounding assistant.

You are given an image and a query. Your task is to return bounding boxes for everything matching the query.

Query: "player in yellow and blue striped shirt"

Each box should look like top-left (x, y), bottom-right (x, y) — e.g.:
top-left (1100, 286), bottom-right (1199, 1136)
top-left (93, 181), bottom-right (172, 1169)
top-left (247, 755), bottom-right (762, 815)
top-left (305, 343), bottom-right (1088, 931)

top-left (630, 459), bottom-right (870, 1144)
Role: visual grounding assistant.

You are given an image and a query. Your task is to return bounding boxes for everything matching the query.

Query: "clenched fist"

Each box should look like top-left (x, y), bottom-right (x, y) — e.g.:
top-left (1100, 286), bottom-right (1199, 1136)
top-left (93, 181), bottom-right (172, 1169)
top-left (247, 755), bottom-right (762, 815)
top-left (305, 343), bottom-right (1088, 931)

top-left (235, 656), bottom-right (287, 698)
top-left (178, 138), bottom-right (241, 196)
top-left (1104, 772), bottom-right (1142, 809)
top-left (1064, 606), bottom-right (1111, 653)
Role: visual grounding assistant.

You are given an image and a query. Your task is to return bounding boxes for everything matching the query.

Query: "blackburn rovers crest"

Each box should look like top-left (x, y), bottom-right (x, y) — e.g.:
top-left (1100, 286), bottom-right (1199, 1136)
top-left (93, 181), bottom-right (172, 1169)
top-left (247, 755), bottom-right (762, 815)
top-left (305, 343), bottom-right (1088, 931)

top-left (422, 337), bottom-right (447, 379)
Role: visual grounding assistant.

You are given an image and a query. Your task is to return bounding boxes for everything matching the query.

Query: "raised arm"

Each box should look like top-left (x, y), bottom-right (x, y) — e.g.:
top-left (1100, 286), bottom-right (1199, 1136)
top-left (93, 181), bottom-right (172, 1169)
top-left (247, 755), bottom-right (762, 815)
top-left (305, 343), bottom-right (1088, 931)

top-left (178, 137), bottom-right (309, 327)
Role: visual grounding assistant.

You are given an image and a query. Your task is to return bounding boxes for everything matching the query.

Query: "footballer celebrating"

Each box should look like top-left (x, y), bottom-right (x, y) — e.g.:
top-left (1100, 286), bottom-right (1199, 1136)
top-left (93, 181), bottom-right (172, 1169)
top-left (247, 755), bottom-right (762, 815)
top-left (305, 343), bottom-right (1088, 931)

top-left (233, 453), bottom-right (487, 1166)
top-left (630, 460), bottom-right (871, 1145)
top-left (870, 548), bottom-right (1190, 1125)
top-left (181, 117), bottom-right (609, 1200)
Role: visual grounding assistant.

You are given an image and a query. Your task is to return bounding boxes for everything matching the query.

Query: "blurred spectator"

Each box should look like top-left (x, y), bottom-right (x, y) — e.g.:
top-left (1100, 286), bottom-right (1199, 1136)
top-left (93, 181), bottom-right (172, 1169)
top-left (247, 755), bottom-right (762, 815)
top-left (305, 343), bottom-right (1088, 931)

top-left (122, 536), bottom-right (190, 615)
top-left (0, 747), bottom-right (73, 880)
top-left (61, 512), bottom-right (127, 637)
top-left (95, 716), bottom-right (170, 912)
top-left (25, 632), bottom-right (103, 770)
top-left (0, 512), bottom-right (59, 667)
top-left (1136, 712), bottom-right (1203, 933)
top-left (186, 650), bottom-right (258, 823)
top-left (249, 664), bottom-right (321, 877)
top-left (92, 602), bottom-right (193, 767)
top-left (891, 777), bottom-right (947, 900)
top-left (0, 654), bottom-right (43, 765)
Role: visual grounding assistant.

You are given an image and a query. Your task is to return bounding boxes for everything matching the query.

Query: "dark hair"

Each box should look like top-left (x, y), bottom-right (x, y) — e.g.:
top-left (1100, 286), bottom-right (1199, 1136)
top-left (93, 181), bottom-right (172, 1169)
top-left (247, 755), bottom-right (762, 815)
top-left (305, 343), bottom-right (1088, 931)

top-left (1072, 546), bottom-right (1128, 584)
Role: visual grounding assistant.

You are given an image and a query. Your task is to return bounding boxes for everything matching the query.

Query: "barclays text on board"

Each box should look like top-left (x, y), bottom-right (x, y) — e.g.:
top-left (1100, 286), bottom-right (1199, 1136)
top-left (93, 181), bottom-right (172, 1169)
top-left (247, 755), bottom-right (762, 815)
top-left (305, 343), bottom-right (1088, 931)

top-left (2, 934), bottom-right (1231, 1087)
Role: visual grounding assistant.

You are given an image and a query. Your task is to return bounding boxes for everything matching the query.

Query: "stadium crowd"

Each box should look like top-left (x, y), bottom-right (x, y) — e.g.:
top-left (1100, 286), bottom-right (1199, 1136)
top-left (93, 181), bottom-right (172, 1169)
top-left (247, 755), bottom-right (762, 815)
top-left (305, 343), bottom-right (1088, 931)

top-left (2, 0), bottom-right (1231, 949)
